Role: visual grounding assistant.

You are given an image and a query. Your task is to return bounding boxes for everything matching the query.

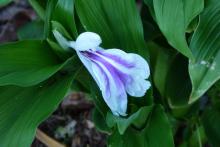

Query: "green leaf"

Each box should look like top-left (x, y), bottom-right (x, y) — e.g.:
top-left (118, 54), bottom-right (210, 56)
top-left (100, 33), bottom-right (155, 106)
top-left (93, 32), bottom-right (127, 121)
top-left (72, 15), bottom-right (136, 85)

top-left (75, 0), bottom-right (146, 55)
top-left (0, 40), bottom-right (67, 87)
top-left (0, 74), bottom-right (74, 147)
top-left (148, 42), bottom-right (176, 97)
top-left (179, 126), bottom-right (206, 147)
top-left (148, 42), bottom-right (193, 109)
top-left (166, 54), bottom-right (192, 107)
top-left (153, 0), bottom-right (204, 58)
top-left (17, 20), bottom-right (44, 40)
top-left (51, 21), bottom-right (72, 40)
top-left (189, 0), bottom-right (220, 103)
top-left (28, 0), bottom-right (47, 20)
top-left (92, 108), bottom-right (112, 134)
top-left (44, 0), bottom-right (58, 38)
top-left (52, 0), bottom-right (78, 38)
top-left (202, 106), bottom-right (220, 147)
top-left (143, 0), bottom-right (155, 19)
top-left (106, 106), bottom-right (153, 135)
top-left (108, 105), bottom-right (174, 147)
top-left (0, 0), bottom-right (12, 6)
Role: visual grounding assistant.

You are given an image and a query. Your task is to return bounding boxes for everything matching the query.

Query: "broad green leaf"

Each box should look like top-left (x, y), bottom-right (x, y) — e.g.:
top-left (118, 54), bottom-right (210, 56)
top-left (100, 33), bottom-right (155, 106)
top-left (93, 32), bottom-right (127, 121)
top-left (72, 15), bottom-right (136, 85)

top-left (0, 40), bottom-right (68, 87)
top-left (189, 0), bottom-right (220, 103)
top-left (108, 105), bottom-right (174, 147)
top-left (17, 20), bottom-right (44, 40)
top-left (153, 0), bottom-right (204, 58)
top-left (106, 106), bottom-right (153, 135)
top-left (0, 74), bottom-right (74, 147)
top-left (75, 0), bottom-right (146, 55)
top-left (202, 106), bottom-right (220, 147)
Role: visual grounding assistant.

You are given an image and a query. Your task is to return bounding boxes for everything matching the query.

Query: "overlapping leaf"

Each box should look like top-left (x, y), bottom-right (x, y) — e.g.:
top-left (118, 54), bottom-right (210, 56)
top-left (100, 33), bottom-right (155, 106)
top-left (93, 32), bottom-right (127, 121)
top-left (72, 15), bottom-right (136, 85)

top-left (153, 0), bottom-right (204, 58)
top-left (106, 106), bottom-right (153, 134)
top-left (28, 0), bottom-right (47, 20)
top-left (75, 0), bottom-right (146, 55)
top-left (52, 0), bottom-right (77, 38)
top-left (108, 105), bottom-right (174, 147)
top-left (189, 0), bottom-right (220, 103)
top-left (0, 40), bottom-right (68, 87)
top-left (0, 74), bottom-right (73, 147)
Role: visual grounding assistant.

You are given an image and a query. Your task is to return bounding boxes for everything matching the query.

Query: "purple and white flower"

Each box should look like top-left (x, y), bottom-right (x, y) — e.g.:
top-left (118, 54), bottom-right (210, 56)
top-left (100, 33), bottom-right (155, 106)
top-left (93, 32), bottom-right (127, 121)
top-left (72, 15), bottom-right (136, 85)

top-left (53, 31), bottom-right (151, 116)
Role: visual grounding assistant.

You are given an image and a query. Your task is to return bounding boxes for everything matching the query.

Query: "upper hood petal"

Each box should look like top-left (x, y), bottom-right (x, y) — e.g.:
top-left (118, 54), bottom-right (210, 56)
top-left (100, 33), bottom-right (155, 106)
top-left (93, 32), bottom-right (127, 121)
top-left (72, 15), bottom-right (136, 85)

top-left (75, 32), bottom-right (102, 51)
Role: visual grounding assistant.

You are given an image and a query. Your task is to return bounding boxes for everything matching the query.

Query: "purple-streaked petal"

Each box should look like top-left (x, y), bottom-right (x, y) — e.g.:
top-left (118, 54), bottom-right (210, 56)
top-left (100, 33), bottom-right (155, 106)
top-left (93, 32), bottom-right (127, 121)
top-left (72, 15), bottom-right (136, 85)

top-left (75, 32), bottom-right (102, 51)
top-left (92, 49), bottom-right (151, 97)
top-left (77, 51), bottom-right (127, 116)
top-left (91, 61), bottom-right (127, 116)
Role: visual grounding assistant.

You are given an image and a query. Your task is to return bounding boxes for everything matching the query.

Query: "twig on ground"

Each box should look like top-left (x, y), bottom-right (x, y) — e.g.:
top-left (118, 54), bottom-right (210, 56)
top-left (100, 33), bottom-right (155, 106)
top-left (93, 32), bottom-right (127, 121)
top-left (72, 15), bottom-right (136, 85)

top-left (36, 129), bottom-right (66, 147)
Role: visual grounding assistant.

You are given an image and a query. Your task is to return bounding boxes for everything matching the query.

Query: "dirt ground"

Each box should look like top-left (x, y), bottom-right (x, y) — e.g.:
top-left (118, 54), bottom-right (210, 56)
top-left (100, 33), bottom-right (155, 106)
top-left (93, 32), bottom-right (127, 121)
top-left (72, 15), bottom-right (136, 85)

top-left (0, 1), bottom-right (107, 146)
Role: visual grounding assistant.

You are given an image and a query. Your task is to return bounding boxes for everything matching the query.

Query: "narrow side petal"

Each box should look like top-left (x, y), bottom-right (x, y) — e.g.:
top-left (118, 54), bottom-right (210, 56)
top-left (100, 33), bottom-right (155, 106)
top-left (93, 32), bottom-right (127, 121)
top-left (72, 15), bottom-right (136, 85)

top-left (53, 30), bottom-right (72, 50)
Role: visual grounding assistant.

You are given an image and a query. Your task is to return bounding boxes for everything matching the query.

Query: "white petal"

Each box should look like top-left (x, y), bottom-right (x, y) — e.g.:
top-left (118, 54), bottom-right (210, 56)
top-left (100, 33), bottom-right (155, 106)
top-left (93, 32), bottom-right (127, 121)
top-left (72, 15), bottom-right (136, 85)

top-left (91, 62), bottom-right (127, 116)
top-left (102, 49), bottom-right (150, 79)
top-left (76, 51), bottom-right (98, 82)
top-left (123, 53), bottom-right (151, 97)
top-left (75, 32), bottom-right (102, 51)
top-left (126, 79), bottom-right (151, 97)
top-left (94, 49), bottom-right (151, 97)
top-left (77, 51), bottom-right (127, 116)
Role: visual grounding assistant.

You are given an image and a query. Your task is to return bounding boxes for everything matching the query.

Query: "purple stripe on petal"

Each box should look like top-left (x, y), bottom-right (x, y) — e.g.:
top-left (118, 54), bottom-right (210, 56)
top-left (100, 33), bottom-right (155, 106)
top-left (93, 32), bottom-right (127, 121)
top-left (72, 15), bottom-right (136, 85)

top-left (96, 50), bottom-right (135, 68)
top-left (82, 50), bottom-right (133, 86)
top-left (92, 56), bottom-right (128, 115)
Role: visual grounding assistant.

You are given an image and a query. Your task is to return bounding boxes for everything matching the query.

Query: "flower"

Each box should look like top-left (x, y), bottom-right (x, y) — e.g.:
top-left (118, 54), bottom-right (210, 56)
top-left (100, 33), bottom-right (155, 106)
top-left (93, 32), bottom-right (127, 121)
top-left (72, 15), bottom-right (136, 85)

top-left (53, 31), bottom-right (151, 116)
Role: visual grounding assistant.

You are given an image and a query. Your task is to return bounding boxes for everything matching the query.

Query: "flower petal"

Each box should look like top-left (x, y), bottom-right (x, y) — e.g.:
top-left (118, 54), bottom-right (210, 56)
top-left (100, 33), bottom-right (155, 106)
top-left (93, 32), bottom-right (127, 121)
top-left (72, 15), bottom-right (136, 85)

top-left (75, 32), bottom-right (102, 51)
top-left (77, 51), bottom-right (127, 116)
top-left (91, 62), bottom-right (127, 116)
top-left (94, 49), bottom-right (151, 97)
